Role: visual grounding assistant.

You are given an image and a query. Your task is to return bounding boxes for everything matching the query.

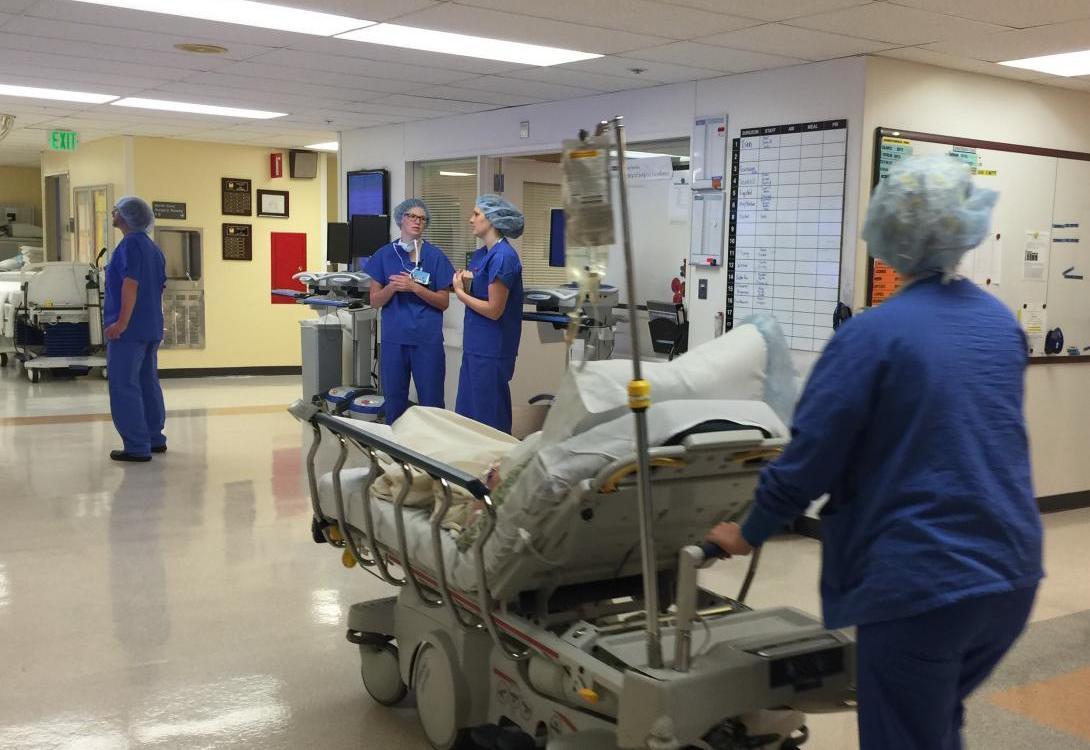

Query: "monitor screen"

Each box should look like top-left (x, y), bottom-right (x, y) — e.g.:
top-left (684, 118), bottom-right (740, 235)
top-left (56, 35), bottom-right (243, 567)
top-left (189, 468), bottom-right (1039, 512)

top-left (548, 208), bottom-right (565, 268)
top-left (327, 222), bottom-right (350, 265)
top-left (351, 214), bottom-right (389, 265)
top-left (347, 169), bottom-right (388, 219)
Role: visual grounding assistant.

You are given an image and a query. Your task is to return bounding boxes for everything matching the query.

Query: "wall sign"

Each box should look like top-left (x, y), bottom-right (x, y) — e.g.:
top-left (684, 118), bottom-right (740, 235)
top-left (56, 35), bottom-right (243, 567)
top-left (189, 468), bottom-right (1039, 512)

top-left (257, 189), bottom-right (289, 218)
top-left (221, 177), bottom-right (252, 216)
top-left (727, 119), bottom-right (848, 353)
top-left (222, 223), bottom-right (253, 260)
top-left (152, 201), bottom-right (187, 220)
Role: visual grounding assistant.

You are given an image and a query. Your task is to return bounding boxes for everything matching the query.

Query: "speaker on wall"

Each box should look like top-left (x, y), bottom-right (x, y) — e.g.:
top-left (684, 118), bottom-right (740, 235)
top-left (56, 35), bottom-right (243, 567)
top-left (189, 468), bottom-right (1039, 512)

top-left (289, 149), bottom-right (319, 179)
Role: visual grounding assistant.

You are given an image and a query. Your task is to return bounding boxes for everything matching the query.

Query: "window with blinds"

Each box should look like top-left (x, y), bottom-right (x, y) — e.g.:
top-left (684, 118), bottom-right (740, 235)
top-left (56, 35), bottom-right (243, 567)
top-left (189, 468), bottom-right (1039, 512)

top-left (520, 181), bottom-right (567, 287)
top-left (414, 158), bottom-right (478, 270)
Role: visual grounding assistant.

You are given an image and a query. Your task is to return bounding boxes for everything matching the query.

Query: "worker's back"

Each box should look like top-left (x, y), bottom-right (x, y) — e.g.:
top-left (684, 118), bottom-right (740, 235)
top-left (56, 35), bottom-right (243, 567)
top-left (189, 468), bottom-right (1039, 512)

top-left (817, 275), bottom-right (1043, 628)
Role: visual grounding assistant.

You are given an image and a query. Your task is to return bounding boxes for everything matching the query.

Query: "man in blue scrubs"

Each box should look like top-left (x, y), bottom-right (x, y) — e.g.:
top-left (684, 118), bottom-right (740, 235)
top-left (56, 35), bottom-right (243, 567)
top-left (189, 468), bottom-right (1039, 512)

top-left (103, 196), bottom-right (167, 462)
top-left (707, 156), bottom-right (1043, 750)
top-left (453, 195), bottom-right (524, 434)
top-left (364, 198), bottom-right (455, 424)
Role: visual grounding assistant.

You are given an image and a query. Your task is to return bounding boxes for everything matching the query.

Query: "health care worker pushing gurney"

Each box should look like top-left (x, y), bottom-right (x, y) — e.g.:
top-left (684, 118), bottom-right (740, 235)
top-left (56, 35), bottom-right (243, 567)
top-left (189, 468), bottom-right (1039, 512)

top-left (292, 118), bottom-right (855, 750)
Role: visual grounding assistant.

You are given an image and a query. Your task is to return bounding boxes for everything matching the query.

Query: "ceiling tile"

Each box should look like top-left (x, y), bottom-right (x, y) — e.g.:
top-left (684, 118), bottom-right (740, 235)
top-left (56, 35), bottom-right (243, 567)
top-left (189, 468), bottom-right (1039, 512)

top-left (408, 84), bottom-right (543, 106)
top-left (504, 66), bottom-right (659, 92)
top-left (0, 47), bottom-right (195, 85)
top-left (655, 0), bottom-right (871, 23)
top-left (560, 54), bottom-right (725, 83)
top-left (27, 0), bottom-right (311, 50)
top-left (0, 0), bottom-right (36, 12)
top-left (874, 47), bottom-right (1052, 81)
top-left (625, 41), bottom-right (806, 73)
top-left (393, 3), bottom-right (673, 54)
top-left (447, 75), bottom-right (599, 100)
top-left (3, 15), bottom-right (277, 60)
top-left (1029, 75), bottom-right (1090, 93)
top-left (179, 70), bottom-right (397, 102)
top-left (788, 4), bottom-right (1011, 46)
top-left (367, 94), bottom-right (497, 115)
top-left (888, 0), bottom-right (1090, 29)
top-left (697, 23), bottom-right (891, 61)
top-left (0, 67), bottom-right (161, 94)
top-left (277, 38), bottom-right (526, 77)
top-left (0, 31), bottom-right (239, 72)
top-left (450, 0), bottom-right (757, 39)
top-left (216, 60), bottom-right (431, 94)
top-left (922, 19), bottom-right (1090, 63)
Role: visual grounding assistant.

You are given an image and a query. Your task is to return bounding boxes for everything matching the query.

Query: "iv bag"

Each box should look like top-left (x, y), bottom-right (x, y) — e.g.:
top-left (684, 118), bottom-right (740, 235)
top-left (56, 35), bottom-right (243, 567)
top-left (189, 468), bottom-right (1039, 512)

top-left (561, 135), bottom-right (613, 292)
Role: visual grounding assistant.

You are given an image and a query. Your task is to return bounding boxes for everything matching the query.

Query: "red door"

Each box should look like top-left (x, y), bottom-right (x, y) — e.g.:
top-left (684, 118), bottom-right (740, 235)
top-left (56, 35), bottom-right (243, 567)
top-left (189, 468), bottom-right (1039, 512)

top-left (271, 232), bottom-right (307, 304)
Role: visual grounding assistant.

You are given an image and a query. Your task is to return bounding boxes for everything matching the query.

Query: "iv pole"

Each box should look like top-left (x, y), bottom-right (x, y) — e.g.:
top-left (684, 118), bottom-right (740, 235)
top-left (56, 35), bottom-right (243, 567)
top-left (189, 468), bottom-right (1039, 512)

top-left (599, 115), bottom-right (664, 669)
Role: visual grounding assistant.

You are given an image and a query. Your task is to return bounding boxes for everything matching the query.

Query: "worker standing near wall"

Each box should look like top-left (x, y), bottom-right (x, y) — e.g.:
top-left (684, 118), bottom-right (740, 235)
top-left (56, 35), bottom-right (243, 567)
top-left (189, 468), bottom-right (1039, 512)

top-left (103, 196), bottom-right (167, 462)
top-left (365, 198), bottom-right (455, 424)
top-left (707, 155), bottom-right (1044, 750)
top-left (453, 194), bottom-right (525, 434)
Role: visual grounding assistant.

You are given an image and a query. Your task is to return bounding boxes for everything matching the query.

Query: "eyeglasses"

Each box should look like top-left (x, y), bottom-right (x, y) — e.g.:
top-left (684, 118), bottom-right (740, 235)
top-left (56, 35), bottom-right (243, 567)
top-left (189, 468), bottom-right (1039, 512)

top-left (404, 214), bottom-right (427, 223)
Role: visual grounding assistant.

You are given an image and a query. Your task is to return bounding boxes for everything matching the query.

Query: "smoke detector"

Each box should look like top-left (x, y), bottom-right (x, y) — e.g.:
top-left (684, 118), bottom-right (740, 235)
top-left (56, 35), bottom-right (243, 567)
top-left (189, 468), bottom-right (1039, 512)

top-left (0, 114), bottom-right (13, 142)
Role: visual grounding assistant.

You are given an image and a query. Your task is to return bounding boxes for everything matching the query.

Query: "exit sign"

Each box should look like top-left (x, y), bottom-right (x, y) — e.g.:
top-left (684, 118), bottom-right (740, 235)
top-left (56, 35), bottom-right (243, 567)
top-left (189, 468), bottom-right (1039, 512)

top-left (49, 130), bottom-right (78, 151)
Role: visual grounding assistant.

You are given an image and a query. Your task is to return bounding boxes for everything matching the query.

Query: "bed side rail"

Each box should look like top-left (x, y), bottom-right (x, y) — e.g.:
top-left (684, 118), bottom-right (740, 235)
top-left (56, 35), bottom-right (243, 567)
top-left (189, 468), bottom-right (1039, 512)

top-left (289, 400), bottom-right (530, 662)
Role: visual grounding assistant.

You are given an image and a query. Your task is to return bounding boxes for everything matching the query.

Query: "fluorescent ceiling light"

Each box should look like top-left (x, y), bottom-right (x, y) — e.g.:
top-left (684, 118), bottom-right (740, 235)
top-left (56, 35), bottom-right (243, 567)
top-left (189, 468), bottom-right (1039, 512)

top-left (71, 0), bottom-right (374, 36)
top-left (305, 141), bottom-right (338, 151)
top-left (336, 23), bottom-right (601, 66)
top-left (1000, 49), bottom-right (1090, 76)
top-left (611, 149), bottom-right (686, 160)
top-left (0, 83), bottom-right (117, 104)
top-left (111, 97), bottom-right (286, 119)
top-left (439, 171), bottom-right (475, 177)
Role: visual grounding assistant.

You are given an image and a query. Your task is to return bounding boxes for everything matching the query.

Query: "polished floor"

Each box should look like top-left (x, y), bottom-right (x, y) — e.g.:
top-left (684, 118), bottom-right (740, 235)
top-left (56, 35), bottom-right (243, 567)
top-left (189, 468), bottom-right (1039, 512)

top-left (2, 366), bottom-right (1089, 749)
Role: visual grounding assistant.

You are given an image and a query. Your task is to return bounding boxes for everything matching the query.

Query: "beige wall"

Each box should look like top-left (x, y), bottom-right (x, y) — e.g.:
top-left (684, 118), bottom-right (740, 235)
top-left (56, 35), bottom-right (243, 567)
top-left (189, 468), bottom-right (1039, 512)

top-left (326, 154), bottom-right (338, 224)
top-left (133, 137), bottom-right (325, 370)
top-left (41, 136), bottom-right (130, 198)
top-left (0, 166), bottom-right (44, 221)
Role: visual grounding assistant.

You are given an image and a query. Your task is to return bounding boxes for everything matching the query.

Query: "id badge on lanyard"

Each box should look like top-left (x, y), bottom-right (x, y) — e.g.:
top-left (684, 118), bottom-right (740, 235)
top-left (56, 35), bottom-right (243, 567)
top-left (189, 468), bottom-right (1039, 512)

top-left (410, 266), bottom-right (431, 286)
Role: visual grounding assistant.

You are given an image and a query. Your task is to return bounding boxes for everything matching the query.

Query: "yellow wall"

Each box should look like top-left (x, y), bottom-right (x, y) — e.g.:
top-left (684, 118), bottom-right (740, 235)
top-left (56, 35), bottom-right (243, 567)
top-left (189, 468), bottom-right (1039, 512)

top-left (133, 137), bottom-right (324, 370)
top-left (41, 136), bottom-right (129, 196)
top-left (0, 166), bottom-right (44, 220)
top-left (326, 154), bottom-right (338, 223)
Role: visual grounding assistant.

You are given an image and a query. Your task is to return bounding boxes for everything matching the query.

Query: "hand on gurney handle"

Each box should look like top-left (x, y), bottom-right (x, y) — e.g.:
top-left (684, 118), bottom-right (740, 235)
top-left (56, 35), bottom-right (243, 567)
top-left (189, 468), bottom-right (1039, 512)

top-left (704, 521), bottom-right (755, 559)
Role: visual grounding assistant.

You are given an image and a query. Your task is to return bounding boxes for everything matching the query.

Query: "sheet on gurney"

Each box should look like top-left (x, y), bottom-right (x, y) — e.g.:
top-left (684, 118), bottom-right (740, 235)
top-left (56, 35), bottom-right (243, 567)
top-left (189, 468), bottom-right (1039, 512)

top-left (314, 315), bottom-right (795, 596)
top-left (316, 398), bottom-right (786, 595)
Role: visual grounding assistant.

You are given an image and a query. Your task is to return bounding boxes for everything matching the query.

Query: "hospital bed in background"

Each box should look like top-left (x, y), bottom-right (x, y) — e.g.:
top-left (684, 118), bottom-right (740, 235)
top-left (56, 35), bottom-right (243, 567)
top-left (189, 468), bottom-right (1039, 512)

top-left (0, 257), bottom-right (107, 381)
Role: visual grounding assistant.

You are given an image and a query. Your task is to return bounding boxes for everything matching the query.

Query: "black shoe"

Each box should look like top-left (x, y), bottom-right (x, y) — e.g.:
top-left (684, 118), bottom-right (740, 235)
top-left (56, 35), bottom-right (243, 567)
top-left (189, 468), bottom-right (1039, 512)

top-left (111, 450), bottom-right (151, 462)
top-left (151, 445), bottom-right (167, 454)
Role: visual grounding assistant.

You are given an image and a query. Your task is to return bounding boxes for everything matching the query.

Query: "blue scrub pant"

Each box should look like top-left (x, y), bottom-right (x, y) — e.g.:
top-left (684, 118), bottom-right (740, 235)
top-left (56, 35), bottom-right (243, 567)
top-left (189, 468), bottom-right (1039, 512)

top-left (856, 585), bottom-right (1037, 750)
top-left (107, 339), bottom-right (166, 456)
top-left (455, 353), bottom-right (516, 434)
top-left (380, 341), bottom-right (446, 424)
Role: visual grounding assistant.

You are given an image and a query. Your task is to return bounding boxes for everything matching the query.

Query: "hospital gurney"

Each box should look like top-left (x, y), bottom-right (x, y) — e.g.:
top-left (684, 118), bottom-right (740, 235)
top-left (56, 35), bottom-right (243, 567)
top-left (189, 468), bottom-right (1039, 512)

top-left (291, 396), bottom-right (855, 750)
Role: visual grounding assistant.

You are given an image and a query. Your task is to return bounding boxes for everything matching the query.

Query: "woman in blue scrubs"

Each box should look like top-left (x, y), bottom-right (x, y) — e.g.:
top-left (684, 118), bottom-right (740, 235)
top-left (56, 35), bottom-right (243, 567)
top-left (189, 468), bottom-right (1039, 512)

top-left (364, 198), bottom-right (455, 424)
top-left (103, 196), bottom-right (167, 462)
top-left (706, 156), bottom-right (1043, 750)
top-left (453, 195), bottom-right (524, 434)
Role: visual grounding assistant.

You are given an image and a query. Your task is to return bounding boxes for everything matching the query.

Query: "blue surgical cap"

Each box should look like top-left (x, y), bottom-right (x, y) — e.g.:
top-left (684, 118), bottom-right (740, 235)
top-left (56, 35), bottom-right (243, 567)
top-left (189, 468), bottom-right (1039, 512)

top-left (863, 155), bottom-right (998, 278)
top-left (114, 195), bottom-right (154, 234)
top-left (394, 198), bottom-right (429, 227)
top-left (476, 194), bottom-right (524, 239)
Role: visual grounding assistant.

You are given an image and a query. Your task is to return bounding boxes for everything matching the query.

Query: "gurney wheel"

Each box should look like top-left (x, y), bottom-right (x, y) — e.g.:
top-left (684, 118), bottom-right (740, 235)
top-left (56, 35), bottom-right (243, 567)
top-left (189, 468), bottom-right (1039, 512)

top-left (0, 352), bottom-right (7, 367)
top-left (413, 641), bottom-right (471, 750)
top-left (27, 367), bottom-right (40, 383)
top-left (359, 641), bottom-right (408, 706)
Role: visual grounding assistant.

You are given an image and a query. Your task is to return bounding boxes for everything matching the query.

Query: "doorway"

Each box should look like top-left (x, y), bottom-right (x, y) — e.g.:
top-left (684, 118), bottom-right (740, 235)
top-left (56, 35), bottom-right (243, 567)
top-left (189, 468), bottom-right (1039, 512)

top-left (43, 173), bottom-right (71, 262)
top-left (73, 184), bottom-right (114, 265)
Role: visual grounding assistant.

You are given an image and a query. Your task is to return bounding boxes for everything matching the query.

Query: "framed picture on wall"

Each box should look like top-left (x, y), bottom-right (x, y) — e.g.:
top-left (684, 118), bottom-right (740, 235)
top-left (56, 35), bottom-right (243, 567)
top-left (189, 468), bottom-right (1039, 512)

top-left (257, 189), bottom-right (289, 218)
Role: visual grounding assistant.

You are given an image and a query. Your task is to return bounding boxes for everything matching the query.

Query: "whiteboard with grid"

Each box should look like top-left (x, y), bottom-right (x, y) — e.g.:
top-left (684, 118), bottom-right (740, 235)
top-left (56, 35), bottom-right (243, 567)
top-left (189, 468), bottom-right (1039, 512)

top-left (726, 119), bottom-right (848, 352)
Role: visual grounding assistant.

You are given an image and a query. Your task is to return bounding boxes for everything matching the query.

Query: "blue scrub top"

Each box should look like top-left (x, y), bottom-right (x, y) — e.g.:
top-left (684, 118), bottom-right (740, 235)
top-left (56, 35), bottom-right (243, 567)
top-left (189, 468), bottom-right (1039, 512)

top-left (741, 276), bottom-right (1044, 629)
top-left (463, 239), bottom-right (523, 359)
top-left (104, 231), bottom-right (166, 342)
top-left (364, 239), bottom-right (454, 346)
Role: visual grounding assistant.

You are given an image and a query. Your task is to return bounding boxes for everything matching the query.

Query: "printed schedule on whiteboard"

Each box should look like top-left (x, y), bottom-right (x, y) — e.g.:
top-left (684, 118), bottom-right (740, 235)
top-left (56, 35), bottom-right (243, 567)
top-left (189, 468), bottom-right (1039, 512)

top-left (727, 119), bottom-right (847, 352)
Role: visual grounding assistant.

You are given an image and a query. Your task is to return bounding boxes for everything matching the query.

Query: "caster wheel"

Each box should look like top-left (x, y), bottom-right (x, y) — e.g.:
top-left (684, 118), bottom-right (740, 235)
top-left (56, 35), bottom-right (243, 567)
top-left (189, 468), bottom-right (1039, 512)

top-left (27, 368), bottom-right (40, 383)
top-left (0, 352), bottom-right (7, 367)
top-left (414, 641), bottom-right (470, 750)
top-left (360, 641), bottom-right (408, 706)
top-left (100, 367), bottom-right (108, 380)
